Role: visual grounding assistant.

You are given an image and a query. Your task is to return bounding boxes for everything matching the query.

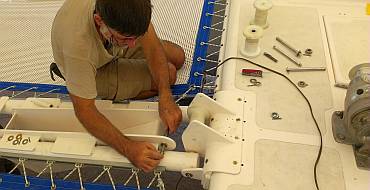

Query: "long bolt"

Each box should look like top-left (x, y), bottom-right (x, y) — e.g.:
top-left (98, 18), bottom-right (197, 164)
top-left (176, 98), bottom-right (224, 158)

top-left (273, 46), bottom-right (302, 67)
top-left (276, 37), bottom-right (302, 57)
top-left (286, 67), bottom-right (326, 72)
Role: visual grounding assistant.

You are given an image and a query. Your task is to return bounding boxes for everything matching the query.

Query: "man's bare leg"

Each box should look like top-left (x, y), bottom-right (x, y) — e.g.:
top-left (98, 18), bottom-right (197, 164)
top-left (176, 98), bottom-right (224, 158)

top-left (133, 62), bottom-right (178, 100)
top-left (133, 41), bottom-right (185, 100)
top-left (162, 40), bottom-right (185, 70)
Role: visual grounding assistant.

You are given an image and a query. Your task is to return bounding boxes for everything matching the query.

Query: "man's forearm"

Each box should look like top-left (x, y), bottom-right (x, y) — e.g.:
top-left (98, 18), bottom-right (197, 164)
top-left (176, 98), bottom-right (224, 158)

top-left (150, 50), bottom-right (172, 98)
top-left (140, 23), bottom-right (173, 98)
top-left (75, 105), bottom-right (131, 155)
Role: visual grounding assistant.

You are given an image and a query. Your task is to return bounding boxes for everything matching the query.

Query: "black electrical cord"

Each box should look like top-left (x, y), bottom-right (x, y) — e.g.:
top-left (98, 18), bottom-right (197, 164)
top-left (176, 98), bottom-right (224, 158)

top-left (204, 57), bottom-right (323, 190)
top-left (175, 176), bottom-right (184, 190)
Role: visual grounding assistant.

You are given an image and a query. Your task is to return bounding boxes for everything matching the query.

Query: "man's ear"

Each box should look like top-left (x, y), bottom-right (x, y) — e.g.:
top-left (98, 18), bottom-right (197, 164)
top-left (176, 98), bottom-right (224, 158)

top-left (93, 13), bottom-right (104, 26)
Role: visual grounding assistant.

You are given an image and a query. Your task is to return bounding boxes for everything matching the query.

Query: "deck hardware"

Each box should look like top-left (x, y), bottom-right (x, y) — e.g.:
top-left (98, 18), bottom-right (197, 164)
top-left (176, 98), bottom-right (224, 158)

top-left (242, 69), bottom-right (263, 77)
top-left (334, 83), bottom-right (349, 89)
top-left (286, 67), bottom-right (326, 73)
top-left (248, 79), bottom-right (262, 87)
top-left (273, 46), bottom-right (302, 67)
top-left (276, 37), bottom-right (302, 57)
top-left (298, 81), bottom-right (308, 88)
top-left (303, 48), bottom-right (313, 56)
top-left (263, 52), bottom-right (278, 62)
top-left (271, 112), bottom-right (282, 120)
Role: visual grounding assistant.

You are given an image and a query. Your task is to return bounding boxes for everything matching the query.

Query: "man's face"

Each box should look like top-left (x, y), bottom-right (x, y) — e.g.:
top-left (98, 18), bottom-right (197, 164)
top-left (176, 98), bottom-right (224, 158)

top-left (94, 14), bottom-right (140, 48)
top-left (105, 26), bottom-right (140, 48)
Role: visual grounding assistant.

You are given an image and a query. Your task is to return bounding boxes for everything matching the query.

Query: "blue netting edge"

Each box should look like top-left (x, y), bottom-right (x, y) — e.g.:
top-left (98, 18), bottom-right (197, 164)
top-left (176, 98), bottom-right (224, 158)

top-left (0, 173), bottom-right (154, 190)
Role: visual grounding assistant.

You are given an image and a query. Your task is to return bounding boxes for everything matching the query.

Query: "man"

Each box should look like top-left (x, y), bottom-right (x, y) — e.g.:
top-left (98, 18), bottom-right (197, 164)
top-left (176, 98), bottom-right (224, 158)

top-left (51, 0), bottom-right (185, 172)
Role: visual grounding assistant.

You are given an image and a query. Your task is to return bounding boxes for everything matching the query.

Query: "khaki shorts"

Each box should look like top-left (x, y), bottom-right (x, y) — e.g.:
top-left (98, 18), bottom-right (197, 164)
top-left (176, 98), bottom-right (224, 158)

top-left (95, 43), bottom-right (152, 100)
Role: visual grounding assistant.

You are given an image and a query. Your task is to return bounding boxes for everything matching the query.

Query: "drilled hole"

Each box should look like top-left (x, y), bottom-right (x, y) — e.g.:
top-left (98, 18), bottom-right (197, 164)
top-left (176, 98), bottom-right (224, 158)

top-left (357, 89), bottom-right (364, 95)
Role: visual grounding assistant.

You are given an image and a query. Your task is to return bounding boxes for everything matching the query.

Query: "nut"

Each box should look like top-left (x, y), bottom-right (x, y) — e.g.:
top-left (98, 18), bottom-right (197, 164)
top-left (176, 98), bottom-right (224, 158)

top-left (298, 81), bottom-right (308, 88)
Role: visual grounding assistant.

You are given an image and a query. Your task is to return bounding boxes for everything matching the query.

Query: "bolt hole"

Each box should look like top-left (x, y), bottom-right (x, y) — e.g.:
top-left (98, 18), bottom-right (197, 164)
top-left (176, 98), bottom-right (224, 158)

top-left (205, 159), bottom-right (208, 164)
top-left (252, 29), bottom-right (256, 33)
top-left (357, 89), bottom-right (364, 95)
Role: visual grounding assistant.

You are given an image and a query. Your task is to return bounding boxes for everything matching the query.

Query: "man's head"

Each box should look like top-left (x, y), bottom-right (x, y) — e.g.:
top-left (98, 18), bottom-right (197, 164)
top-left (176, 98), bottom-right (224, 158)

top-left (94, 0), bottom-right (152, 47)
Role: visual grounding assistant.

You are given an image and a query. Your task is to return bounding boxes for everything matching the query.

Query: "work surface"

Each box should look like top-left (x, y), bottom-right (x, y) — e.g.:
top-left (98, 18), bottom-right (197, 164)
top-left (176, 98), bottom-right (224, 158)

top-left (210, 0), bottom-right (369, 189)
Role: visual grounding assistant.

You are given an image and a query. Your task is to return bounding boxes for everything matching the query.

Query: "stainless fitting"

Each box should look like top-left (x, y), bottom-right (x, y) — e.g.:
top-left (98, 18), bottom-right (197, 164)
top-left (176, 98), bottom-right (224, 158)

top-left (273, 46), bottom-right (302, 67)
top-left (286, 67), bottom-right (326, 73)
top-left (276, 37), bottom-right (302, 57)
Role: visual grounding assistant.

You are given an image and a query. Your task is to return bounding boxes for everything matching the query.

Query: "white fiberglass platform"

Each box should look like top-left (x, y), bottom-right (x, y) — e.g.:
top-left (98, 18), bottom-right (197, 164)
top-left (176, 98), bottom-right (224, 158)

top-left (179, 0), bottom-right (370, 190)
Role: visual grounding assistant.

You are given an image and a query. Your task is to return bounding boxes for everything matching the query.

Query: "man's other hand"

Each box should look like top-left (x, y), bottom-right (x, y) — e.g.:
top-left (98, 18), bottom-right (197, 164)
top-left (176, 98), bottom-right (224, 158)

top-left (124, 140), bottom-right (163, 172)
top-left (159, 97), bottom-right (182, 133)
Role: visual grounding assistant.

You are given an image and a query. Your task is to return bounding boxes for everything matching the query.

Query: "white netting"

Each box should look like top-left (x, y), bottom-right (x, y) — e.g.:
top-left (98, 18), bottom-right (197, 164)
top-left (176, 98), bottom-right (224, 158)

top-left (0, 1), bottom-right (64, 85)
top-left (0, 0), bottom-right (204, 86)
top-left (151, 0), bottom-right (204, 84)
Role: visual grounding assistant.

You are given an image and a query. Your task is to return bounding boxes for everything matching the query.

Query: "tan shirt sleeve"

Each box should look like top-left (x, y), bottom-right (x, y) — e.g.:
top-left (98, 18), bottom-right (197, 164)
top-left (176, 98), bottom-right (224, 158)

top-left (63, 55), bottom-right (97, 99)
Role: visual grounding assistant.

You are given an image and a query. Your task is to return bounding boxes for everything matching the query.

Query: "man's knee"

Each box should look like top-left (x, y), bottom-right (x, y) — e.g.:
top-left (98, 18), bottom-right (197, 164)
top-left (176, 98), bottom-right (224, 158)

top-left (174, 46), bottom-right (185, 69)
top-left (169, 63), bottom-right (177, 85)
top-left (163, 41), bottom-right (185, 70)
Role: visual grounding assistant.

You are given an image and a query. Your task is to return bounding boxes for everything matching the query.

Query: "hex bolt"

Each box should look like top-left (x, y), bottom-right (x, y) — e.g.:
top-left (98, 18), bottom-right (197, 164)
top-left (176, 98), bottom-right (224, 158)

top-left (286, 67), bottom-right (326, 73)
top-left (273, 46), bottom-right (302, 67)
top-left (276, 37), bottom-right (302, 57)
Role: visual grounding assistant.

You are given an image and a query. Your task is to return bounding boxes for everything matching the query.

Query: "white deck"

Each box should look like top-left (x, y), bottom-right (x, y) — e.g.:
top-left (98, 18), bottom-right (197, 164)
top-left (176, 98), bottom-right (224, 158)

top-left (206, 0), bottom-right (369, 189)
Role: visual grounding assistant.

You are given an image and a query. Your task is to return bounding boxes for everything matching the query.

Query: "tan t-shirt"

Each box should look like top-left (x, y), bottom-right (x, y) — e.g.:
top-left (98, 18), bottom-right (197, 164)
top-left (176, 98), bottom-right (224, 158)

top-left (51, 0), bottom-right (126, 99)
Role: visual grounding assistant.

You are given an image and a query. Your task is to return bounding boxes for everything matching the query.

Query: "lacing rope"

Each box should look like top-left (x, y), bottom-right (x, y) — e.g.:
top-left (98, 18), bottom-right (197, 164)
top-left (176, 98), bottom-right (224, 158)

top-left (63, 163), bottom-right (85, 190)
top-left (124, 168), bottom-right (141, 190)
top-left (8, 158), bottom-right (30, 187)
top-left (36, 89), bottom-right (60, 97)
top-left (199, 0), bottom-right (227, 64)
top-left (0, 86), bottom-right (16, 93)
top-left (175, 85), bottom-right (197, 104)
top-left (10, 87), bottom-right (37, 98)
top-left (92, 166), bottom-right (116, 190)
top-left (209, 0), bottom-right (227, 6)
top-left (190, 0), bottom-right (228, 94)
top-left (36, 161), bottom-right (56, 189)
top-left (147, 169), bottom-right (165, 190)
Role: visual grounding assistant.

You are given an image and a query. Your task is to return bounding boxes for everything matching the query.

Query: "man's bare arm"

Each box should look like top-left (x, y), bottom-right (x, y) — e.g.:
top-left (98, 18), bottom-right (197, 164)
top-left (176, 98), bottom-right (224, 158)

top-left (139, 23), bottom-right (182, 133)
top-left (69, 93), bottom-right (163, 172)
top-left (139, 23), bottom-right (172, 97)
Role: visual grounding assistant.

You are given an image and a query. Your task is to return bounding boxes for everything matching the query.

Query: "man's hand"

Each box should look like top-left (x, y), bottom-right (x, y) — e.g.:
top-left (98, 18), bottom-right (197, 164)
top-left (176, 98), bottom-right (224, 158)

top-left (124, 140), bottom-right (163, 172)
top-left (70, 94), bottom-right (164, 172)
top-left (159, 96), bottom-right (182, 133)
